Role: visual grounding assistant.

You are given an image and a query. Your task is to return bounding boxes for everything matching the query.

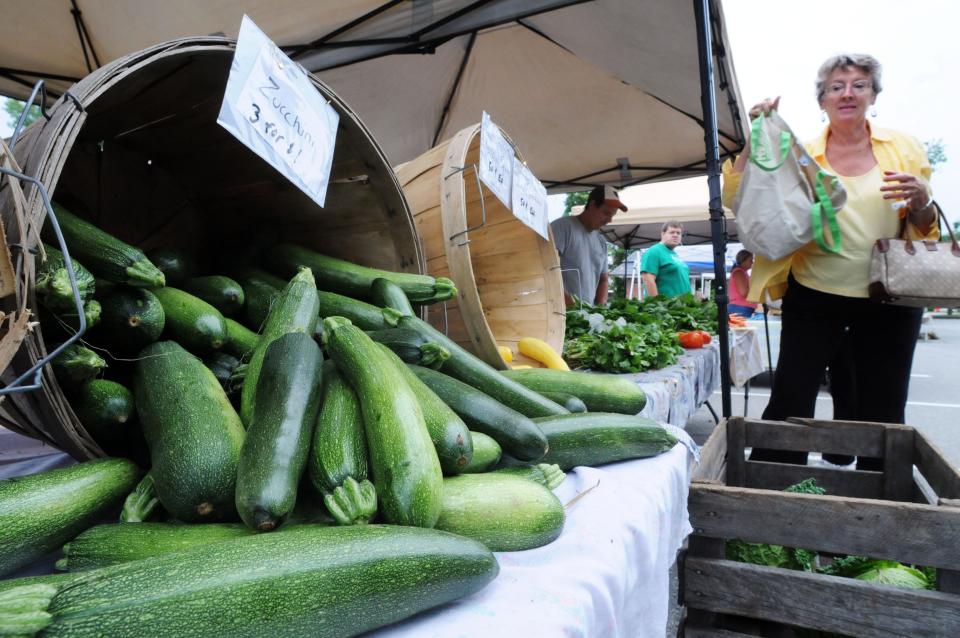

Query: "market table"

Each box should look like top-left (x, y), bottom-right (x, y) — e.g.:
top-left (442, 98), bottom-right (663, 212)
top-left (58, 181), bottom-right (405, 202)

top-left (627, 342), bottom-right (720, 426)
top-left (0, 427), bottom-right (695, 638)
top-left (374, 443), bottom-right (695, 638)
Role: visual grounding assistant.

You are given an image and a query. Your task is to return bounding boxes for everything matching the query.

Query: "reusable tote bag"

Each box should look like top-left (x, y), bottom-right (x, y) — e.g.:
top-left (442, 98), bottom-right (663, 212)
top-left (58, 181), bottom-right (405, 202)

top-left (732, 111), bottom-right (846, 260)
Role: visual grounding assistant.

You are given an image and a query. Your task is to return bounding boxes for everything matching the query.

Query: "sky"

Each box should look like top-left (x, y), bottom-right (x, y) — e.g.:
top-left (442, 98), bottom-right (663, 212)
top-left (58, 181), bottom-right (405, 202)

top-left (3, 0), bottom-right (956, 229)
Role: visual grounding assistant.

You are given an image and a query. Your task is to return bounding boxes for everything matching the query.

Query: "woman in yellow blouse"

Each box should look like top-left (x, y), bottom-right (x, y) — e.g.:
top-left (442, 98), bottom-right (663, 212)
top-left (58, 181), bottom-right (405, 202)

top-left (724, 54), bottom-right (937, 466)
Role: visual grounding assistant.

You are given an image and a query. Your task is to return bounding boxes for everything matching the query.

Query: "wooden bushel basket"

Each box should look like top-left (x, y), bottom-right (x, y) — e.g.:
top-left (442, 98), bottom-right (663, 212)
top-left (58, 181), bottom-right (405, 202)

top-left (681, 417), bottom-right (960, 637)
top-left (395, 123), bottom-right (565, 369)
top-left (0, 38), bottom-right (423, 460)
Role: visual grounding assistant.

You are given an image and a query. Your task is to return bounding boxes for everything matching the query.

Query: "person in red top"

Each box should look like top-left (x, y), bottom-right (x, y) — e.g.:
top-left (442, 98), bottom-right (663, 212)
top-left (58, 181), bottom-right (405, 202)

top-left (727, 250), bottom-right (758, 317)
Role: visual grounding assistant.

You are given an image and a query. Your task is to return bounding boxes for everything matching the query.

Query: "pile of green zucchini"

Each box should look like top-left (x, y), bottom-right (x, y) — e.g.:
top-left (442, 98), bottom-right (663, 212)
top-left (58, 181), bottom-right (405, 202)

top-left (0, 204), bottom-right (681, 637)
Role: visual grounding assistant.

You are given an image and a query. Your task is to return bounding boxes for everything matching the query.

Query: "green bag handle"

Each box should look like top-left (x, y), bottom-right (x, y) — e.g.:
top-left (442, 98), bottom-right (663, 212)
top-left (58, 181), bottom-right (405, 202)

top-left (748, 113), bottom-right (792, 172)
top-left (810, 170), bottom-right (842, 253)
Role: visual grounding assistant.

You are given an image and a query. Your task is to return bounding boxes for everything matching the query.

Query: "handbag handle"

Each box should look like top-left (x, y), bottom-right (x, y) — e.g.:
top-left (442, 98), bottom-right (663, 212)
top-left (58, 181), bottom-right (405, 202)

top-left (810, 170), bottom-right (842, 254)
top-left (748, 113), bottom-right (792, 172)
top-left (898, 201), bottom-right (960, 257)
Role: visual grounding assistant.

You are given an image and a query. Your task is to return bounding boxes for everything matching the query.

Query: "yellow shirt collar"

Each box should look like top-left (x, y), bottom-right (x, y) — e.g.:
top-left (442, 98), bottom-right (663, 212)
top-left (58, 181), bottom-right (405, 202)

top-left (808, 122), bottom-right (894, 161)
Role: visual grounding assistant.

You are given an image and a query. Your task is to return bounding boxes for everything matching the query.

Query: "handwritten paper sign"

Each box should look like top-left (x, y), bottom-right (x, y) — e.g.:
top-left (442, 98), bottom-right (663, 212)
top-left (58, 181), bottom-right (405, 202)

top-left (479, 111), bottom-right (513, 209)
top-left (218, 15), bottom-right (339, 207)
top-left (511, 157), bottom-right (549, 240)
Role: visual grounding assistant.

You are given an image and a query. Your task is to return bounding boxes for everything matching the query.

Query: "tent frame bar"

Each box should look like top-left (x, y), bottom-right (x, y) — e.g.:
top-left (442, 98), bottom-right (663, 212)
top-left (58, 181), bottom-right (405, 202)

top-left (694, 0), bottom-right (732, 417)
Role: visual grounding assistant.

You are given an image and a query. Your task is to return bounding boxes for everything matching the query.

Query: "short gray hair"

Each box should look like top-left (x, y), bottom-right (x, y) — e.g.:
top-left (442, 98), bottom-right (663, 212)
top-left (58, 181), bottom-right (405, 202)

top-left (661, 220), bottom-right (683, 233)
top-left (815, 54), bottom-right (882, 104)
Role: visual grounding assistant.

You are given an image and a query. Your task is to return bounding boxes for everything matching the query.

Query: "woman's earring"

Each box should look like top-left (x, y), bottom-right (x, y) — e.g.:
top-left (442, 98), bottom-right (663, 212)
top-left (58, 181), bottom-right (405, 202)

top-left (869, 105), bottom-right (877, 117)
top-left (820, 110), bottom-right (827, 122)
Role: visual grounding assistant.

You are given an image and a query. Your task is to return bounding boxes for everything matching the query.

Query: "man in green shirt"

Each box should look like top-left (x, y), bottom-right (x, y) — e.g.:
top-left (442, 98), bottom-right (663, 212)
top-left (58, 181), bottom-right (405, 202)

top-left (640, 220), bottom-right (691, 298)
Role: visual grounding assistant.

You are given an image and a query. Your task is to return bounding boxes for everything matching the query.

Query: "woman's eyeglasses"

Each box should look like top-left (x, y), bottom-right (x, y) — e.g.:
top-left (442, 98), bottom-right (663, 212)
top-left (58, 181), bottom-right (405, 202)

top-left (825, 80), bottom-right (873, 97)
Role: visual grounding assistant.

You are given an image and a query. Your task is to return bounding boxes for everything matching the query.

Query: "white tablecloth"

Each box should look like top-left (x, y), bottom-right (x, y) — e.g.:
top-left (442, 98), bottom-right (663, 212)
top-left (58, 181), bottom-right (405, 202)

top-left (729, 327), bottom-right (765, 389)
top-left (621, 343), bottom-right (721, 426)
top-left (373, 444), bottom-right (694, 638)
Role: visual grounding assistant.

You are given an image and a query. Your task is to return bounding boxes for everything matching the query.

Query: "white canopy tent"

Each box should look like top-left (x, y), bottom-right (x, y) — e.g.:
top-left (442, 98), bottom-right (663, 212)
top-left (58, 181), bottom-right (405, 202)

top-left (599, 176), bottom-right (737, 248)
top-left (1, 0), bottom-right (742, 412)
top-left (0, 0), bottom-right (746, 190)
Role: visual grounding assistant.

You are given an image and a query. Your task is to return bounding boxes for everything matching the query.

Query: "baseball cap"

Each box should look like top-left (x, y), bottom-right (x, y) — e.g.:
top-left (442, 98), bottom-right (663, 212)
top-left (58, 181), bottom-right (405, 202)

top-left (591, 185), bottom-right (627, 212)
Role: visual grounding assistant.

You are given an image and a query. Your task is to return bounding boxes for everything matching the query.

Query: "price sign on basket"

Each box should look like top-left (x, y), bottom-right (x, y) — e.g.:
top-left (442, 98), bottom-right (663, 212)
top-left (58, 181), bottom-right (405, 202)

top-left (479, 112), bottom-right (514, 209)
top-left (511, 157), bottom-right (549, 240)
top-left (218, 15), bottom-right (339, 208)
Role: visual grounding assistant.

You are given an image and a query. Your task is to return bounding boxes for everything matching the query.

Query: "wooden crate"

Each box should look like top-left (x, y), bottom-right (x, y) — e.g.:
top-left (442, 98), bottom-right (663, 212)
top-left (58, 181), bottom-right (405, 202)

top-left (680, 417), bottom-right (960, 637)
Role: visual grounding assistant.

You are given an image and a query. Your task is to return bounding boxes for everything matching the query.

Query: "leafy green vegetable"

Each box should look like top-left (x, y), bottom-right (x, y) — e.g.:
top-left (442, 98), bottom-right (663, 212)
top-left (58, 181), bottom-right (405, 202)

top-left (562, 293), bottom-right (717, 373)
top-left (726, 478), bottom-right (824, 572)
top-left (818, 555), bottom-right (935, 590)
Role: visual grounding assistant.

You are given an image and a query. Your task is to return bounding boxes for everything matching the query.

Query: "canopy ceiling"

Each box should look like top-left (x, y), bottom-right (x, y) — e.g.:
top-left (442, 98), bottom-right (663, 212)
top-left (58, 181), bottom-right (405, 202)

top-left (1, 0), bottom-right (747, 190)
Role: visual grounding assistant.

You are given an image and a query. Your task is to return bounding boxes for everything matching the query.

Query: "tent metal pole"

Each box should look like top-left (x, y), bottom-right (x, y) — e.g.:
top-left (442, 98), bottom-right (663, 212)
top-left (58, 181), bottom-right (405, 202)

top-left (694, 0), bottom-right (732, 418)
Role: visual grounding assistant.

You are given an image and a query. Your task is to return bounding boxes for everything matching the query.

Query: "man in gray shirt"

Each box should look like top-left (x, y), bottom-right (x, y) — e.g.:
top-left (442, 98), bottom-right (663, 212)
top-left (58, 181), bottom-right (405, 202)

top-left (550, 185), bottom-right (626, 306)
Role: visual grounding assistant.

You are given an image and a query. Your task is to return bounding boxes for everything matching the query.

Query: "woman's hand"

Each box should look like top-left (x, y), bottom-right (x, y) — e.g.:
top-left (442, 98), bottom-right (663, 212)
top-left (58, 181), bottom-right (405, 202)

top-left (881, 171), bottom-right (935, 231)
top-left (748, 96), bottom-right (781, 120)
top-left (880, 171), bottom-right (930, 210)
top-left (733, 97), bottom-right (782, 174)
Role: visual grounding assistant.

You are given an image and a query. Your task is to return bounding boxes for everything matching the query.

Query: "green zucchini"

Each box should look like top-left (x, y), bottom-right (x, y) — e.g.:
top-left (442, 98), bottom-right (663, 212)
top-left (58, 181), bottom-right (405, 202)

top-left (0, 572), bottom-right (82, 596)
top-left (35, 243), bottom-right (95, 311)
top-left (539, 391), bottom-right (588, 413)
top-left (151, 287), bottom-right (228, 354)
top-left (236, 332), bottom-right (323, 531)
top-left (55, 299), bottom-right (102, 333)
top-left (231, 265), bottom-right (287, 290)
top-left (204, 352), bottom-right (241, 393)
top-left (366, 328), bottom-right (451, 368)
top-left (238, 277), bottom-right (280, 330)
top-left (322, 316), bottom-right (443, 528)
top-left (240, 267), bottom-right (319, 426)
top-left (435, 474), bottom-right (565, 552)
top-left (147, 247), bottom-right (195, 287)
top-left (96, 287), bottom-right (165, 352)
top-left (134, 341), bottom-right (245, 522)
top-left (317, 289), bottom-right (403, 331)
top-left (119, 473), bottom-right (161, 523)
top-left (529, 413), bottom-right (678, 470)
top-left (3, 525), bottom-right (497, 638)
top-left (408, 364), bottom-right (548, 462)
top-left (72, 379), bottom-right (136, 444)
top-left (493, 464), bottom-right (566, 490)
top-left (501, 368), bottom-right (647, 414)
top-left (307, 364), bottom-right (376, 526)
top-left (184, 275), bottom-right (245, 316)
top-left (51, 343), bottom-right (106, 384)
top-left (222, 317), bottom-right (259, 359)
top-left (461, 431), bottom-right (501, 473)
top-left (0, 458), bottom-right (140, 577)
top-left (370, 277), bottom-right (415, 316)
top-left (266, 243), bottom-right (458, 304)
top-left (382, 344), bottom-right (472, 474)
top-left (398, 315), bottom-right (568, 418)
top-left (58, 523), bottom-right (255, 571)
top-left (43, 204), bottom-right (165, 287)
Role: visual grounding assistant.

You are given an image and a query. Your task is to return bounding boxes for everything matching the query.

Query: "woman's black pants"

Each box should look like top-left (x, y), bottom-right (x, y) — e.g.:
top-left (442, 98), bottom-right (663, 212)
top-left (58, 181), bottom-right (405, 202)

top-left (754, 276), bottom-right (923, 466)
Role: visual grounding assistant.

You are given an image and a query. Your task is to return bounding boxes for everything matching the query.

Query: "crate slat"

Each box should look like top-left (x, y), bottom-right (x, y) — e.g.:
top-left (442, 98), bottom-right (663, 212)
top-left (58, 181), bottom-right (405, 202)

top-left (689, 484), bottom-right (960, 570)
top-left (693, 419), bottom-right (727, 483)
top-left (744, 460), bottom-right (883, 498)
top-left (745, 419), bottom-right (884, 457)
top-left (726, 417), bottom-right (745, 486)
top-left (685, 557), bottom-right (960, 638)
top-left (915, 430), bottom-right (960, 500)
top-left (683, 628), bottom-right (756, 638)
top-left (883, 425), bottom-right (916, 501)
